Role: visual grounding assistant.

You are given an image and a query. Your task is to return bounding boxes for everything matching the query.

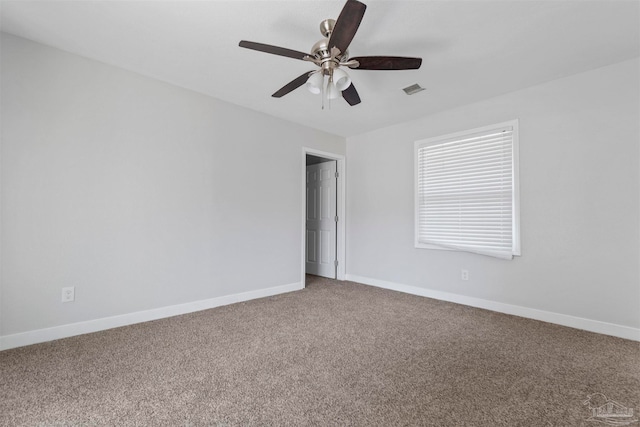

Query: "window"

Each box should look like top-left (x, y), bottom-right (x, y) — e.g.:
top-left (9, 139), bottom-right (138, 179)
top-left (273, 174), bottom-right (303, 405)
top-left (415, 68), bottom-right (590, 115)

top-left (414, 120), bottom-right (520, 259)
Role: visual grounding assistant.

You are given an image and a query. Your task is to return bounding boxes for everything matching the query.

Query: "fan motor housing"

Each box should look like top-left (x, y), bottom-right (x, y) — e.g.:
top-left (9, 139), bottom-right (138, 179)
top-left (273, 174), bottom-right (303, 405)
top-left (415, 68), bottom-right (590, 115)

top-left (312, 18), bottom-right (350, 70)
top-left (311, 39), bottom-right (331, 61)
top-left (312, 39), bottom-right (348, 72)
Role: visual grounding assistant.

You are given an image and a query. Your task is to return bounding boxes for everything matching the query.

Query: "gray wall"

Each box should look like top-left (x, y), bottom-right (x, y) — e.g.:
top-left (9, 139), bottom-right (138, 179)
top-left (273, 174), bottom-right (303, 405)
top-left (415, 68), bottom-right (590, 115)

top-left (346, 58), bottom-right (640, 329)
top-left (2, 32), bottom-right (638, 343)
top-left (1, 34), bottom-right (345, 336)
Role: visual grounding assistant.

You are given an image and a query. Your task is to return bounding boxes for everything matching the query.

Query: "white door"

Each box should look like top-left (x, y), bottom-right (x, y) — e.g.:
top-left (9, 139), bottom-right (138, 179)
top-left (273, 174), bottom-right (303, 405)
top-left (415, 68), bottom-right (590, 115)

top-left (306, 161), bottom-right (337, 278)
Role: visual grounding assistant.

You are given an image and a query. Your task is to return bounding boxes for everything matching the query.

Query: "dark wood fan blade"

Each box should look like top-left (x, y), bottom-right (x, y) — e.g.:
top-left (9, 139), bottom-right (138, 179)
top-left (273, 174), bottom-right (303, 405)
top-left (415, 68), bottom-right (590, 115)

top-left (272, 71), bottom-right (314, 98)
top-left (350, 56), bottom-right (422, 70)
top-left (342, 83), bottom-right (361, 106)
top-left (329, 0), bottom-right (367, 55)
top-left (239, 41), bottom-right (309, 61)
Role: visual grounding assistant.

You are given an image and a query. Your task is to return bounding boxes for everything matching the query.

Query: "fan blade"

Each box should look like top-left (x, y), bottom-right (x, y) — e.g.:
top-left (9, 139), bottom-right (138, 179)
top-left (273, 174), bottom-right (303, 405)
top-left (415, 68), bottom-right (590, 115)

top-left (272, 71), bottom-right (314, 98)
top-left (329, 0), bottom-right (367, 55)
top-left (350, 56), bottom-right (422, 70)
top-left (342, 83), bottom-right (361, 106)
top-left (239, 41), bottom-right (309, 61)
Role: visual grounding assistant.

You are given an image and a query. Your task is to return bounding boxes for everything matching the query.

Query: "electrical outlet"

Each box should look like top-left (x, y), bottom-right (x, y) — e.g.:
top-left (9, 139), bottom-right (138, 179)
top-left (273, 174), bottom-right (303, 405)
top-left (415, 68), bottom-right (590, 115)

top-left (61, 286), bottom-right (75, 303)
top-left (461, 269), bottom-right (469, 281)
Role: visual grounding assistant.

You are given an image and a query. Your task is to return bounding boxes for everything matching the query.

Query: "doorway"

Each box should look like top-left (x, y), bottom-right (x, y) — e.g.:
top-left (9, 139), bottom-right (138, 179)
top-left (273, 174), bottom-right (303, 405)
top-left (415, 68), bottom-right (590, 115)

top-left (306, 155), bottom-right (337, 278)
top-left (301, 148), bottom-right (345, 285)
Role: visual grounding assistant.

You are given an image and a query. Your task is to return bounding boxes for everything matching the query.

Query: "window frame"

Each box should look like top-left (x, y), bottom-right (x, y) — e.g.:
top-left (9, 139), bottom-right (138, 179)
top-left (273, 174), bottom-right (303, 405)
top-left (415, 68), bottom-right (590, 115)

top-left (414, 120), bottom-right (521, 258)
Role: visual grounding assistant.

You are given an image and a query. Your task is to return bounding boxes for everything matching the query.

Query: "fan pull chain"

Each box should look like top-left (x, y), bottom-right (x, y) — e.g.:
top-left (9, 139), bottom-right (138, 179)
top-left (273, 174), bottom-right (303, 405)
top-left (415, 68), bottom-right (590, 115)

top-left (328, 73), bottom-right (332, 110)
top-left (321, 73), bottom-right (325, 110)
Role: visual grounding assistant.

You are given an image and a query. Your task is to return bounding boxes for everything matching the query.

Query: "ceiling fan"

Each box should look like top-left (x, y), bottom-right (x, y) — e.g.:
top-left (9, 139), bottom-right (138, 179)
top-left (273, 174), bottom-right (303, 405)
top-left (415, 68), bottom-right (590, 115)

top-left (239, 0), bottom-right (422, 106)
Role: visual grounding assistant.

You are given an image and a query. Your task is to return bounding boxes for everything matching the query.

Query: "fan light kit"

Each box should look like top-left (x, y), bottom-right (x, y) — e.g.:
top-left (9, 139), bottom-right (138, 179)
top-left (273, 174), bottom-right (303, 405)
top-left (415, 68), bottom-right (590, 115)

top-left (239, 0), bottom-right (422, 108)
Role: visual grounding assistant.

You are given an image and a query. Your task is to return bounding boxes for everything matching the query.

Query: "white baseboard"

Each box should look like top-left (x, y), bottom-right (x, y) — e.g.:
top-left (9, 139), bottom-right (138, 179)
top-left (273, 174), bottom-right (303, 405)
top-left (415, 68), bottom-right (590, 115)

top-left (345, 274), bottom-right (640, 342)
top-left (0, 282), bottom-right (303, 351)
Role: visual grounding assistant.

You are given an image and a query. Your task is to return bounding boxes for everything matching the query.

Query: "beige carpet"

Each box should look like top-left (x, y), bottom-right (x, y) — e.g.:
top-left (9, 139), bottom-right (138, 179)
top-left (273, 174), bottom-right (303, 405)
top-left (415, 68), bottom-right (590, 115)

top-left (1, 275), bottom-right (639, 426)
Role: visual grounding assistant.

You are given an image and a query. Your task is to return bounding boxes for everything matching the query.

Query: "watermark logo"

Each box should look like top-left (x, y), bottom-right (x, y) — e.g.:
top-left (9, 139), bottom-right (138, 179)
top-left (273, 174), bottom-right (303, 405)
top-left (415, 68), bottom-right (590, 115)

top-left (583, 393), bottom-right (638, 426)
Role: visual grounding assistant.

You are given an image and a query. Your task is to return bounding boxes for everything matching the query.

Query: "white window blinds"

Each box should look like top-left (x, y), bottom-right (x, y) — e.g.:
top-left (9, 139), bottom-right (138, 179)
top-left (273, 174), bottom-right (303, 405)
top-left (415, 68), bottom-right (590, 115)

top-left (415, 121), bottom-right (520, 259)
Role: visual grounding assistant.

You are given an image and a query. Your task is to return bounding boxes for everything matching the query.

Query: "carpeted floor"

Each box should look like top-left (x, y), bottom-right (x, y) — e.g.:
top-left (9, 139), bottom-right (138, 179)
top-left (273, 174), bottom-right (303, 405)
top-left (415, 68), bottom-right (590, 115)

top-left (1, 275), bottom-right (639, 426)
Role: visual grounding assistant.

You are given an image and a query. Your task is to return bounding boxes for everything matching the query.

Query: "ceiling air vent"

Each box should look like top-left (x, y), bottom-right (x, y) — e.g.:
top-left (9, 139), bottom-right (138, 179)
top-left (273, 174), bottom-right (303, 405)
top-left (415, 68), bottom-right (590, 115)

top-left (402, 84), bottom-right (425, 95)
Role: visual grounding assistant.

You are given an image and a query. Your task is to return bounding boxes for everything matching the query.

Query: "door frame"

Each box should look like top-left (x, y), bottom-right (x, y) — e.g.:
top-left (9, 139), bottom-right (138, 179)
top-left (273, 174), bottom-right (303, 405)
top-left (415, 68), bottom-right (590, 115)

top-left (301, 147), bottom-right (346, 284)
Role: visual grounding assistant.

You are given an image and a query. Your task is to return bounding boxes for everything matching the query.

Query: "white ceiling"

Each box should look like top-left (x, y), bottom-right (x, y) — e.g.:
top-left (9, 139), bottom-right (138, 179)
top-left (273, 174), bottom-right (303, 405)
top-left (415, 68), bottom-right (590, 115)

top-left (1, 0), bottom-right (638, 137)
